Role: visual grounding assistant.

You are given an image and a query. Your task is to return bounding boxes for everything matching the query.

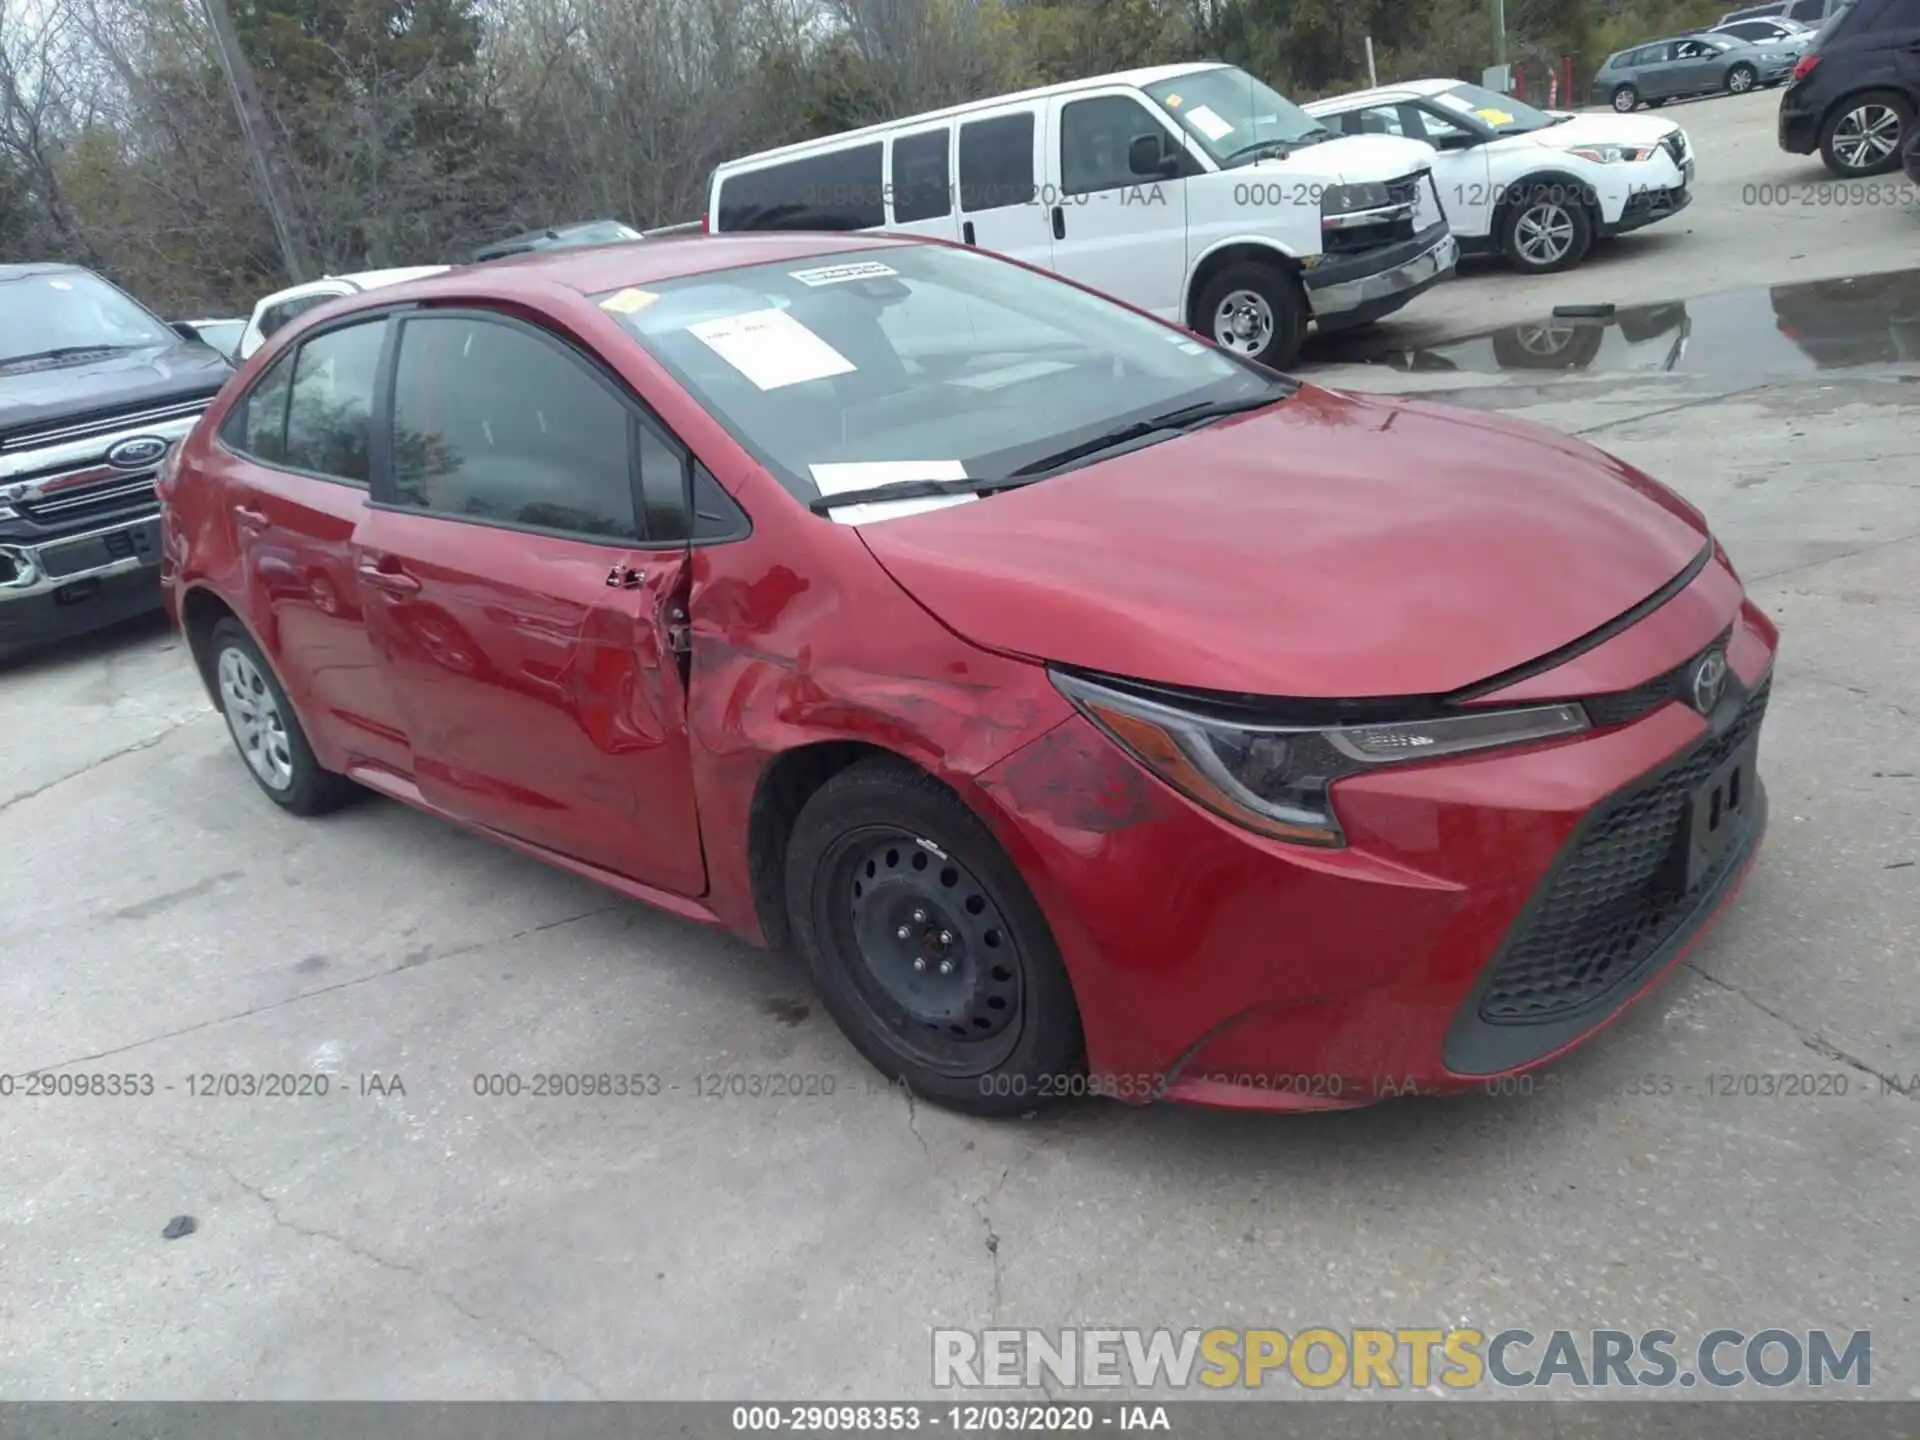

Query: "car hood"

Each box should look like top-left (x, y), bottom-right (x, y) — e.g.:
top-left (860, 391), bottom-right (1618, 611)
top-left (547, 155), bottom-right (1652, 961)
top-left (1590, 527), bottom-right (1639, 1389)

top-left (1510, 113), bottom-right (1680, 152)
top-left (0, 342), bottom-right (232, 442)
top-left (1250, 133), bottom-right (1436, 181)
top-left (857, 386), bottom-right (1711, 699)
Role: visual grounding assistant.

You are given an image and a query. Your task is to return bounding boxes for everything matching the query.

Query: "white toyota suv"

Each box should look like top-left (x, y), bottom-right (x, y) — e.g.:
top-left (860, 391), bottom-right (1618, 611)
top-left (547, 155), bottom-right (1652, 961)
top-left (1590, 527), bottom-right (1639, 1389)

top-left (236, 265), bottom-right (451, 361)
top-left (707, 63), bottom-right (1460, 369)
top-left (1305, 81), bottom-right (1694, 274)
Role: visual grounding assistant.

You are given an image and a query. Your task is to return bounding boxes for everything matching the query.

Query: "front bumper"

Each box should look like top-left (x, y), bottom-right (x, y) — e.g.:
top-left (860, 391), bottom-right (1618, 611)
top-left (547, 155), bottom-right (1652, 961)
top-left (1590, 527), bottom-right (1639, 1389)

top-left (1602, 181), bottom-right (1693, 235)
top-left (0, 513), bottom-right (165, 653)
top-left (975, 565), bottom-right (1777, 1112)
top-left (1305, 227), bottom-right (1459, 330)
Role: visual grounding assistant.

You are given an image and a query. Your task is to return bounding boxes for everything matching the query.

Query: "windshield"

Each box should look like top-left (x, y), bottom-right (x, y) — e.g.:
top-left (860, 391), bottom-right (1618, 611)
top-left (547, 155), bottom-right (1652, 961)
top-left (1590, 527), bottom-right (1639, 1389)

top-left (0, 269), bottom-right (174, 366)
top-left (1140, 67), bottom-right (1329, 166)
top-left (1428, 83), bottom-right (1558, 135)
top-left (601, 244), bottom-right (1287, 508)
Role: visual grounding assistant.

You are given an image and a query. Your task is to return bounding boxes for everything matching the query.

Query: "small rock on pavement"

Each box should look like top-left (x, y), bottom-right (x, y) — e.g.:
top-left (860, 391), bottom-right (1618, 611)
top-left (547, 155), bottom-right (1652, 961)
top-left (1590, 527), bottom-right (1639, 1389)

top-left (161, 1215), bottom-right (197, 1241)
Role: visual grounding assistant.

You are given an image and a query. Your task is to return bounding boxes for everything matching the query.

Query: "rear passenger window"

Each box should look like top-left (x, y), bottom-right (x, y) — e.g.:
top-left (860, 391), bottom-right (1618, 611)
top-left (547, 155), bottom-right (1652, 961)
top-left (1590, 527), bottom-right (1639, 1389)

top-left (220, 353), bottom-right (294, 463)
top-left (717, 145), bottom-right (885, 231)
top-left (388, 314), bottom-right (638, 540)
top-left (959, 112), bottom-right (1036, 212)
top-left (891, 129), bottom-right (952, 223)
top-left (281, 321), bottom-right (385, 484)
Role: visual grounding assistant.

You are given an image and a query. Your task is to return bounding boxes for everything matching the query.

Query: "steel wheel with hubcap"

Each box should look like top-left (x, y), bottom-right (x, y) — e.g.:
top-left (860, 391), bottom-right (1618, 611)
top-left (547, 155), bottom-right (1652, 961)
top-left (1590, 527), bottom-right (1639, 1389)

top-left (786, 758), bottom-right (1084, 1115)
top-left (1821, 94), bottom-right (1909, 177)
top-left (219, 646), bottom-right (293, 792)
top-left (1611, 84), bottom-right (1639, 112)
top-left (205, 617), bottom-right (359, 814)
top-left (1500, 190), bottom-right (1592, 275)
top-left (1192, 261), bottom-right (1307, 371)
top-left (1726, 63), bottom-right (1756, 95)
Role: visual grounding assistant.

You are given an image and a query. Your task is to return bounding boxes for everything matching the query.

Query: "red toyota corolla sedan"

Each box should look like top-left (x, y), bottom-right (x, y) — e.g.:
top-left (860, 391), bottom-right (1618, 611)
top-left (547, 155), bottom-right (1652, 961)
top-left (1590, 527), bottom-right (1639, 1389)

top-left (156, 233), bottom-right (1775, 1115)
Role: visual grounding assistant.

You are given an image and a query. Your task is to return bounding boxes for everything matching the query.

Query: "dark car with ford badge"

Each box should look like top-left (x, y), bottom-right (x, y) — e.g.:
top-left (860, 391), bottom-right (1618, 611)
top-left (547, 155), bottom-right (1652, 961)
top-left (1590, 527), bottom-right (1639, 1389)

top-left (1, 263), bottom-right (233, 658)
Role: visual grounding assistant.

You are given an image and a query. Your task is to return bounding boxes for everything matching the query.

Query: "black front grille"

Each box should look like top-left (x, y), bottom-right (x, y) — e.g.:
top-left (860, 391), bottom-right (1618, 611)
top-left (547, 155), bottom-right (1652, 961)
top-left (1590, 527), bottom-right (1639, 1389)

top-left (18, 474), bottom-right (159, 525)
top-left (1477, 677), bottom-right (1770, 1024)
top-left (1583, 627), bottom-right (1732, 727)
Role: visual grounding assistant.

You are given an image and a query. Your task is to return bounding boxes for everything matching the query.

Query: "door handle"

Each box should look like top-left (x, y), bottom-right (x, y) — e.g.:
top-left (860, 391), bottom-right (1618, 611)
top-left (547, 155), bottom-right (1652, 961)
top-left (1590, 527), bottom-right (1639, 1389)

top-left (1051, 205), bottom-right (1065, 240)
top-left (233, 506), bottom-right (268, 529)
top-left (962, 220), bottom-right (976, 246)
top-left (357, 559), bottom-right (422, 595)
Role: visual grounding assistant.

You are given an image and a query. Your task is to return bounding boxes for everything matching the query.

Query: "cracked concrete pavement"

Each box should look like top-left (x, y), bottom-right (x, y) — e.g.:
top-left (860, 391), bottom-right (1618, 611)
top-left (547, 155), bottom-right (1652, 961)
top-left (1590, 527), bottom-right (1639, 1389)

top-left (2, 96), bottom-right (1918, 1403)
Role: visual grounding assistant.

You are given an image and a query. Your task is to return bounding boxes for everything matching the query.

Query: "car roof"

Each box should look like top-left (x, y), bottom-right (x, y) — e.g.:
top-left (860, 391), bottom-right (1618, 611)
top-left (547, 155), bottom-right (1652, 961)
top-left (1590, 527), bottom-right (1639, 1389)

top-left (310, 232), bottom-right (927, 311)
top-left (1303, 78), bottom-right (1461, 111)
top-left (719, 63), bottom-right (1230, 170)
top-left (0, 262), bottom-right (87, 281)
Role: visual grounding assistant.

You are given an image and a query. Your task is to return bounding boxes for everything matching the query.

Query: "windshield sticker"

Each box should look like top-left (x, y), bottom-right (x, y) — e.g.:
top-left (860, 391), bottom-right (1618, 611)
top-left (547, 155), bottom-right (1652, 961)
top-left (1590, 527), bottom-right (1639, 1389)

top-left (1475, 107), bottom-right (1514, 126)
top-left (790, 261), bottom-right (900, 286)
top-left (811, 460), bottom-right (968, 494)
top-left (1186, 105), bottom-right (1235, 141)
top-left (824, 495), bottom-right (979, 527)
top-left (1163, 94), bottom-right (1183, 108)
top-left (686, 308), bottom-right (855, 390)
top-left (599, 288), bottom-right (659, 314)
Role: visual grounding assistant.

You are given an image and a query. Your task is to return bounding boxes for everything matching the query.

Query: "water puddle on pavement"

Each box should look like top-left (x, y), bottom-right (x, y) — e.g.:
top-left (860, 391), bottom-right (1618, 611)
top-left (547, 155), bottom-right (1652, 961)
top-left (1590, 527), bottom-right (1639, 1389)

top-left (1323, 268), bottom-right (1920, 377)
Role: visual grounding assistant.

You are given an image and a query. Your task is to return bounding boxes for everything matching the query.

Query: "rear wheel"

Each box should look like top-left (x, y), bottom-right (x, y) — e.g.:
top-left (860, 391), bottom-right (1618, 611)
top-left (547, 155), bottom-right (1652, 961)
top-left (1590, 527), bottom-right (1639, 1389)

top-left (1194, 262), bottom-right (1308, 371)
top-left (1726, 62), bottom-right (1758, 95)
top-left (1820, 91), bottom-right (1911, 177)
top-left (785, 758), bottom-right (1085, 1115)
top-left (210, 618), bottom-right (357, 815)
top-left (1611, 84), bottom-right (1641, 112)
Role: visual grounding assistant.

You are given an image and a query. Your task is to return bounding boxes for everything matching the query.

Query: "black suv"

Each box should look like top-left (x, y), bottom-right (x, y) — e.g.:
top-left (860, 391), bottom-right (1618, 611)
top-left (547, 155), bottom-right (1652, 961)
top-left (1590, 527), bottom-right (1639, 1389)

top-left (1778, 0), bottom-right (1920, 175)
top-left (0, 264), bottom-right (232, 657)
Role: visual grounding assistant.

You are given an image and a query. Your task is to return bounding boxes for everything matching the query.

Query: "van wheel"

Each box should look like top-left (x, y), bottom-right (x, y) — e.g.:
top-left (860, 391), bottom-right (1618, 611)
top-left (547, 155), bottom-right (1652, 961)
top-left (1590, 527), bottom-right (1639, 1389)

top-left (1195, 263), bottom-right (1308, 370)
top-left (785, 758), bottom-right (1085, 1116)
top-left (1499, 186), bottom-right (1593, 274)
top-left (1820, 91), bottom-right (1911, 176)
top-left (210, 619), bottom-right (358, 815)
top-left (1611, 84), bottom-right (1640, 112)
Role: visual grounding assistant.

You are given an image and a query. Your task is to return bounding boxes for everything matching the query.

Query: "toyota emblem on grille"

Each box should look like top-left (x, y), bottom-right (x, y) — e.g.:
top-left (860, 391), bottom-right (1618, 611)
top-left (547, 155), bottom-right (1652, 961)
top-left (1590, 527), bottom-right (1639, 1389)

top-left (106, 435), bottom-right (169, 470)
top-left (1691, 648), bottom-right (1729, 715)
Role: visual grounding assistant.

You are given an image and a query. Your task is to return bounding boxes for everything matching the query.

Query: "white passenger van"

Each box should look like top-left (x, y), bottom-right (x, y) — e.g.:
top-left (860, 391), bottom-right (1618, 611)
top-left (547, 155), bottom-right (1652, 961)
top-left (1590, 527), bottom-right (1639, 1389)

top-left (706, 63), bottom-right (1459, 369)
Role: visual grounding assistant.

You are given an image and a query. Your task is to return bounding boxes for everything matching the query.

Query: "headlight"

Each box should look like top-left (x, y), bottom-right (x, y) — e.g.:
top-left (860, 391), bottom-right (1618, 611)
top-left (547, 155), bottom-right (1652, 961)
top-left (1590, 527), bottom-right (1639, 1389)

top-left (1052, 670), bottom-right (1590, 847)
top-left (1321, 181), bottom-right (1395, 217)
top-left (1568, 144), bottom-right (1656, 163)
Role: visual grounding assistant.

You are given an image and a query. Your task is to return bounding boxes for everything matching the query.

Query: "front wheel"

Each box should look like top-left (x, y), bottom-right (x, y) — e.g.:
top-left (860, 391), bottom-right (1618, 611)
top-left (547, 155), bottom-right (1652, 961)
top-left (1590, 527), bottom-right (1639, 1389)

top-left (1499, 188), bottom-right (1593, 274)
top-left (1611, 84), bottom-right (1640, 112)
top-left (785, 759), bottom-right (1085, 1115)
top-left (1194, 262), bottom-right (1308, 371)
top-left (1820, 91), bottom-right (1911, 177)
top-left (1726, 63), bottom-right (1757, 95)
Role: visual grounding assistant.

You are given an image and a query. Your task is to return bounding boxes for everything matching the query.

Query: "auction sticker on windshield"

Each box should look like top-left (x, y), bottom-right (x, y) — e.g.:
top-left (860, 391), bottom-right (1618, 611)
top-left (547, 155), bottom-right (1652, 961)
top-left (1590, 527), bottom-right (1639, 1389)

top-left (1186, 105), bottom-right (1236, 141)
top-left (599, 287), bottom-right (659, 314)
top-left (685, 308), bottom-right (855, 390)
top-left (790, 262), bottom-right (899, 287)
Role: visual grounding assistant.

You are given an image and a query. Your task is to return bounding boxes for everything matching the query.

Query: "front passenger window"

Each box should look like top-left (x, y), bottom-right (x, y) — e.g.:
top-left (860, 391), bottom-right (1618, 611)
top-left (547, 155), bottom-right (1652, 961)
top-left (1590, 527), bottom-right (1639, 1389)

top-left (389, 314), bottom-right (638, 540)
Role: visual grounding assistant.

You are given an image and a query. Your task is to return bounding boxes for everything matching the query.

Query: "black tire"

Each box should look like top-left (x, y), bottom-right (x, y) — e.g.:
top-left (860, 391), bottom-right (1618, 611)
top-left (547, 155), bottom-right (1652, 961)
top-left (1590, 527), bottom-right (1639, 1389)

top-left (1498, 185), bottom-right (1594, 275)
top-left (1726, 62), bottom-right (1758, 95)
top-left (208, 618), bottom-right (358, 815)
top-left (1819, 90), bottom-right (1913, 177)
top-left (1611, 84), bottom-right (1640, 113)
top-left (785, 758), bottom-right (1085, 1116)
top-left (1193, 261), bottom-right (1308, 371)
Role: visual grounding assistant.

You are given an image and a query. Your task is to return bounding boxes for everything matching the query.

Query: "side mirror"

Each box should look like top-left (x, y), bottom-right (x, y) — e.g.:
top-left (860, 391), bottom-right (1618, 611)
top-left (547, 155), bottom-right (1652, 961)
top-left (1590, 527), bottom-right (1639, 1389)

top-left (1129, 133), bottom-right (1180, 178)
top-left (1433, 132), bottom-right (1479, 151)
top-left (171, 320), bottom-right (201, 342)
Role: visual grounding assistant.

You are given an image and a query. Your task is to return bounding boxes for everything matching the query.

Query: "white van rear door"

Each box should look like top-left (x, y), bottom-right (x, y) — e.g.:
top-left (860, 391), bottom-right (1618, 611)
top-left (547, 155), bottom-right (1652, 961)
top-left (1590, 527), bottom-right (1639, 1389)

top-left (955, 107), bottom-right (1052, 268)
